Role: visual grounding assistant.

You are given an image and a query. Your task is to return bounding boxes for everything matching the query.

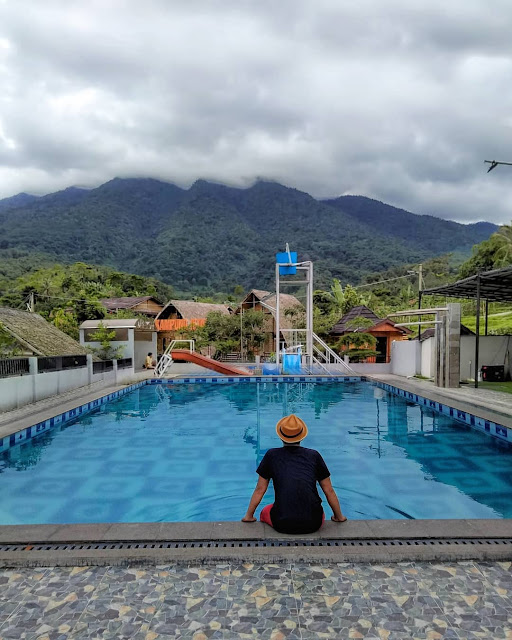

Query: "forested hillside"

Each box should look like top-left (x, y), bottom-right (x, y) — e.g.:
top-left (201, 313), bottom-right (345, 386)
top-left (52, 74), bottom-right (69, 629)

top-left (0, 178), bottom-right (497, 293)
top-left (0, 260), bottom-right (174, 340)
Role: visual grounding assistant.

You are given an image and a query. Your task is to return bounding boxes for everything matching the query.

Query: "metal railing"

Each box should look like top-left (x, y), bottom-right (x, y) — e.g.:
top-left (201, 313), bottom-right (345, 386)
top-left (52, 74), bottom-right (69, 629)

top-left (155, 339), bottom-right (195, 376)
top-left (117, 358), bottom-right (133, 369)
top-left (312, 333), bottom-right (354, 374)
top-left (93, 360), bottom-right (114, 374)
top-left (0, 357), bottom-right (30, 378)
top-left (37, 355), bottom-right (87, 374)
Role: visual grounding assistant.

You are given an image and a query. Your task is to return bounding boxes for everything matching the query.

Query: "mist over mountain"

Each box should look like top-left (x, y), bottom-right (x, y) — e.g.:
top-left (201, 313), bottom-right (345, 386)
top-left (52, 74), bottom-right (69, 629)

top-left (0, 178), bottom-right (497, 292)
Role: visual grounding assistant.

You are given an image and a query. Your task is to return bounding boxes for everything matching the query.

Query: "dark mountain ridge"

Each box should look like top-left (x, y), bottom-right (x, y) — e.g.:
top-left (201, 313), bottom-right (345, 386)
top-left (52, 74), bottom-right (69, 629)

top-left (0, 178), bottom-right (497, 292)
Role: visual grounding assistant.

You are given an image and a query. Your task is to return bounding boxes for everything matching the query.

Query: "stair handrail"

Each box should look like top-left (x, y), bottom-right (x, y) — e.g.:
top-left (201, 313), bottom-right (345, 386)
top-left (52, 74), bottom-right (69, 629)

top-left (154, 339), bottom-right (196, 376)
top-left (312, 333), bottom-right (354, 373)
top-left (311, 355), bottom-right (330, 374)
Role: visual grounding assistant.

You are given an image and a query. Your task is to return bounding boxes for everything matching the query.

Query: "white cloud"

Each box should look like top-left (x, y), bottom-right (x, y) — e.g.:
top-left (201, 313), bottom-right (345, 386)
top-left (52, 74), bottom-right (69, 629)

top-left (0, 0), bottom-right (511, 223)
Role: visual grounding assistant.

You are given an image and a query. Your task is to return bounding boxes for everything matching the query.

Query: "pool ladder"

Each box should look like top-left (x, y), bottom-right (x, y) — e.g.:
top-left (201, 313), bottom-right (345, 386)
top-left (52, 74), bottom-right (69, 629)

top-left (154, 339), bottom-right (195, 376)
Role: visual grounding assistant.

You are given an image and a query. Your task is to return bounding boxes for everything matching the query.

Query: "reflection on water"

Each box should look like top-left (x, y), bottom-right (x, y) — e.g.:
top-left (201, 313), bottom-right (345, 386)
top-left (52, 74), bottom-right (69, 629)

top-left (1, 381), bottom-right (512, 524)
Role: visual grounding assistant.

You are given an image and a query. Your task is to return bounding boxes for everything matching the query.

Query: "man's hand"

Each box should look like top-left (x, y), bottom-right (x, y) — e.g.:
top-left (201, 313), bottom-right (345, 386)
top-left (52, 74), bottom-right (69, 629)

top-left (242, 476), bottom-right (269, 525)
top-left (331, 515), bottom-right (348, 523)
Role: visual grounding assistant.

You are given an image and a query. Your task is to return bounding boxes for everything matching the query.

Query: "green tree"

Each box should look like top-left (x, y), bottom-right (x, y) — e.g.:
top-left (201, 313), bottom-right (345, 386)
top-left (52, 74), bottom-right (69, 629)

top-left (0, 323), bottom-right (22, 356)
top-left (51, 309), bottom-right (79, 340)
top-left (335, 317), bottom-right (378, 362)
top-left (184, 310), bottom-right (266, 359)
top-left (494, 222), bottom-right (512, 267)
top-left (459, 222), bottom-right (512, 278)
top-left (88, 322), bottom-right (125, 360)
top-left (329, 280), bottom-right (372, 316)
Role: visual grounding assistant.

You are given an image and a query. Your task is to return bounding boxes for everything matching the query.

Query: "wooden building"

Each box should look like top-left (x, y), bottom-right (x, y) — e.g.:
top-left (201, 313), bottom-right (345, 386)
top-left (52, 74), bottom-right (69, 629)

top-left (329, 305), bottom-right (412, 363)
top-left (155, 300), bottom-right (231, 354)
top-left (236, 289), bottom-right (303, 355)
top-left (100, 296), bottom-right (164, 317)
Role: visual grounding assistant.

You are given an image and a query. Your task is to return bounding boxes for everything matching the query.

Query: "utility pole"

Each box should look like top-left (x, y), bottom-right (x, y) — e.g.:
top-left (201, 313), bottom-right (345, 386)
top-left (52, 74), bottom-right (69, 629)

top-left (484, 160), bottom-right (512, 173)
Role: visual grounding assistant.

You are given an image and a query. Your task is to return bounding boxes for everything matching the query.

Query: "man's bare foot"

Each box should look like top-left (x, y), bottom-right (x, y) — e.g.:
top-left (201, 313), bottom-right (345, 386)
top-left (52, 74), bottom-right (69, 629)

top-left (241, 516), bottom-right (257, 522)
top-left (331, 515), bottom-right (348, 523)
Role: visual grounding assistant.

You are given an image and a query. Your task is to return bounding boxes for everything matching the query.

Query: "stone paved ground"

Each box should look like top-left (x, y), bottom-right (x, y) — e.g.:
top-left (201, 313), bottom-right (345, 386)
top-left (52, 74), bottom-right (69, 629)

top-left (2, 561), bottom-right (512, 639)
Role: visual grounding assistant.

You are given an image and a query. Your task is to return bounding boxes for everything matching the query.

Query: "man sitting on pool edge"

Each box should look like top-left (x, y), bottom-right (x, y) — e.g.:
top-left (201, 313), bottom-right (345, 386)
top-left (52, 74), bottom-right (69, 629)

top-left (242, 414), bottom-right (347, 534)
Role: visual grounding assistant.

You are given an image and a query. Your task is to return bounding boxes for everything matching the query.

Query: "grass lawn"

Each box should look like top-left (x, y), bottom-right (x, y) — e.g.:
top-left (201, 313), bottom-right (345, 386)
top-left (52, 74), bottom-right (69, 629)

top-left (479, 381), bottom-right (512, 394)
top-left (462, 308), bottom-right (512, 333)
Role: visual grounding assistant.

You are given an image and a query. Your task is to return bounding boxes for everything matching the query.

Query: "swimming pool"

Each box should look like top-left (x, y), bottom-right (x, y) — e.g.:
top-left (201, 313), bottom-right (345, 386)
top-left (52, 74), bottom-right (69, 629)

top-left (1, 380), bottom-right (511, 525)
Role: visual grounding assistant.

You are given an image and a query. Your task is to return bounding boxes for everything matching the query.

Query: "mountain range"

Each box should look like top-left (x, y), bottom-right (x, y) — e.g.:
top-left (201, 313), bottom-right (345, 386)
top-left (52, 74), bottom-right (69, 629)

top-left (0, 178), bottom-right (497, 292)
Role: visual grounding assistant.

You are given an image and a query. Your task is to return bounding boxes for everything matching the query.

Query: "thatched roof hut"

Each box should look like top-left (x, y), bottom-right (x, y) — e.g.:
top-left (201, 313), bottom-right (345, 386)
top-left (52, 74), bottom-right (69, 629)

top-left (156, 300), bottom-right (231, 321)
top-left (0, 307), bottom-right (89, 356)
top-left (100, 296), bottom-right (163, 317)
top-left (237, 289), bottom-right (303, 330)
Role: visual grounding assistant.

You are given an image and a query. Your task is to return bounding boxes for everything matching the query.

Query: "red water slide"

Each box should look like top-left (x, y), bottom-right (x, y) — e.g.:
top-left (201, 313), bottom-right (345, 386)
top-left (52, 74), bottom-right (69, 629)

top-left (170, 350), bottom-right (252, 376)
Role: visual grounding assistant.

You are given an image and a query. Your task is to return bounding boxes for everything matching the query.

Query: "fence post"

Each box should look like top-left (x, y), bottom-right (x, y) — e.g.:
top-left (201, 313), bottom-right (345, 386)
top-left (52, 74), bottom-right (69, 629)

top-left (87, 354), bottom-right (93, 385)
top-left (113, 359), bottom-right (118, 384)
top-left (28, 357), bottom-right (37, 405)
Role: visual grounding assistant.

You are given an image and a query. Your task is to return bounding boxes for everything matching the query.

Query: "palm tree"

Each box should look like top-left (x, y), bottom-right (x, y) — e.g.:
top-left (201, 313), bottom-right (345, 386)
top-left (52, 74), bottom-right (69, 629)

top-left (493, 222), bottom-right (512, 267)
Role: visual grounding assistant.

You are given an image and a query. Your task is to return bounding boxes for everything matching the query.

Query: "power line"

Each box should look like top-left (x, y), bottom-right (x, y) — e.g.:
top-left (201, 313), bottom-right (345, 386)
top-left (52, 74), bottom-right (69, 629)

top-left (355, 273), bottom-right (417, 289)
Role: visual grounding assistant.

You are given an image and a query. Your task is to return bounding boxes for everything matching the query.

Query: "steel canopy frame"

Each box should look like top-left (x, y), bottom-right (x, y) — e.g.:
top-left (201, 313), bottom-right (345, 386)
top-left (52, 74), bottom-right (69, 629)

top-left (275, 253), bottom-right (313, 373)
top-left (421, 265), bottom-right (512, 388)
top-left (421, 265), bottom-right (512, 303)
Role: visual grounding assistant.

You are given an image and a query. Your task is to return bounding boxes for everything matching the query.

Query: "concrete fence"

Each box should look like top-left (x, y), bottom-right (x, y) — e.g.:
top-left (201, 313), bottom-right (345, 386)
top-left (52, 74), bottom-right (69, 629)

top-left (402, 335), bottom-right (511, 381)
top-left (0, 355), bottom-right (135, 412)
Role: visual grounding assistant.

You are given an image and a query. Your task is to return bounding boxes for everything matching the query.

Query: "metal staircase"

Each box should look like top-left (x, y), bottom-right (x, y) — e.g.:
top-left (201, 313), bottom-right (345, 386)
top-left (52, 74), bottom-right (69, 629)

top-left (310, 333), bottom-right (354, 374)
top-left (154, 340), bottom-right (195, 377)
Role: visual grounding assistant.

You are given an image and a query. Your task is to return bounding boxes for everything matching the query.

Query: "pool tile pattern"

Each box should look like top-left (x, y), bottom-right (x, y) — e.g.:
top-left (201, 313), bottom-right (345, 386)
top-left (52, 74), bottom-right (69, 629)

top-left (375, 382), bottom-right (510, 443)
top-left (3, 375), bottom-right (510, 454)
top-left (3, 561), bottom-right (512, 638)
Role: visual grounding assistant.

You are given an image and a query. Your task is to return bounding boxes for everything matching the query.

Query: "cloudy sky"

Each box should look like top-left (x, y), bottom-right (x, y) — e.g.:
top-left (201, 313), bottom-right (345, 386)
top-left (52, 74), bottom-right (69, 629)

top-left (1, 0), bottom-right (512, 223)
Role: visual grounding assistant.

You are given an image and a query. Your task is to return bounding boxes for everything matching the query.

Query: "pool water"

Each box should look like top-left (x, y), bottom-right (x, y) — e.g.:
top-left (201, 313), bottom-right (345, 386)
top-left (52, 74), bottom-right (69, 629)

top-left (1, 382), bottom-right (512, 525)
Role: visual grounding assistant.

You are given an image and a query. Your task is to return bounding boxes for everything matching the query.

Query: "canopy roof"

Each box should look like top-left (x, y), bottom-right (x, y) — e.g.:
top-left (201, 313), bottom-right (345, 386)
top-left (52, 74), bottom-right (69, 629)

top-left (422, 265), bottom-right (512, 302)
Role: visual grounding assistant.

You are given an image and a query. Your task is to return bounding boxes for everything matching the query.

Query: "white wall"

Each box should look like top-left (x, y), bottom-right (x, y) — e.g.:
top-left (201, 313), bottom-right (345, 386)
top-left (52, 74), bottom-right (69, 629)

top-left (0, 358), bottom-right (135, 412)
top-left (80, 339), bottom-right (133, 361)
top-left (80, 328), bottom-right (156, 371)
top-left (421, 337), bottom-right (434, 378)
top-left (460, 335), bottom-right (512, 381)
top-left (349, 362), bottom-right (392, 374)
top-left (134, 333), bottom-right (157, 370)
top-left (391, 340), bottom-right (421, 377)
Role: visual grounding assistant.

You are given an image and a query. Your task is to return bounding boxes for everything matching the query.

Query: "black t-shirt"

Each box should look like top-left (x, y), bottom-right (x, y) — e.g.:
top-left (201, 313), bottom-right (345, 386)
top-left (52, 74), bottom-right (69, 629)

top-left (256, 446), bottom-right (330, 534)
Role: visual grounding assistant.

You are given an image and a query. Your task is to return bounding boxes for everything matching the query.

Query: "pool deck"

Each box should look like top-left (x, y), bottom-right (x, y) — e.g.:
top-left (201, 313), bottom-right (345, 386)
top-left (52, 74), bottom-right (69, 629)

top-left (2, 518), bottom-right (512, 568)
top-left (0, 371), bottom-right (153, 442)
top-left (2, 560), bottom-right (512, 639)
top-left (369, 374), bottom-right (512, 430)
top-left (0, 372), bottom-right (512, 568)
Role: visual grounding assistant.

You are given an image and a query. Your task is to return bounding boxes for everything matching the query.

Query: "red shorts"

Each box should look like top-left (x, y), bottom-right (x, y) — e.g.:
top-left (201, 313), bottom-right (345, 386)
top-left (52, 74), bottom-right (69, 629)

top-left (260, 504), bottom-right (325, 528)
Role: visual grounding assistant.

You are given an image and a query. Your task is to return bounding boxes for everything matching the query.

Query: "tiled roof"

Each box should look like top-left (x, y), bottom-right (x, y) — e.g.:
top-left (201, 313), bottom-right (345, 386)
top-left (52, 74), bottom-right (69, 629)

top-left (330, 305), bottom-right (381, 335)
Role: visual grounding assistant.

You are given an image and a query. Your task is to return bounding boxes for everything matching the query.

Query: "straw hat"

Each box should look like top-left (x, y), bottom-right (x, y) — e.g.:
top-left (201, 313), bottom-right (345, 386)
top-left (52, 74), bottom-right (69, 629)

top-left (276, 414), bottom-right (308, 443)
